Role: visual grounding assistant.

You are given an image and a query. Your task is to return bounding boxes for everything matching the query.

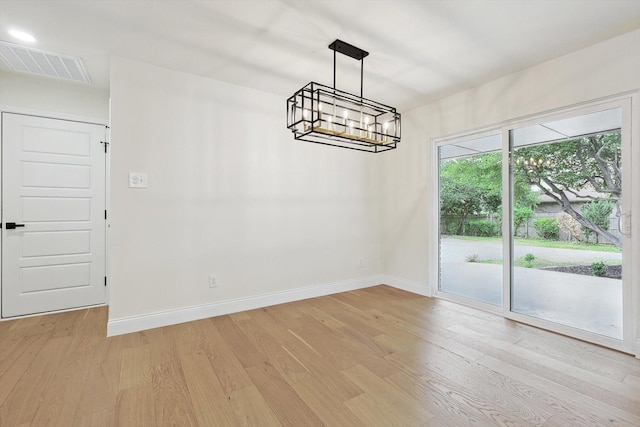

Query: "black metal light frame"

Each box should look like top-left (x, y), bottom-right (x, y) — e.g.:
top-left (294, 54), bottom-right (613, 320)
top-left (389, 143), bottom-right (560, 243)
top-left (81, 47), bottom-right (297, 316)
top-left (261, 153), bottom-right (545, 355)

top-left (287, 40), bottom-right (401, 153)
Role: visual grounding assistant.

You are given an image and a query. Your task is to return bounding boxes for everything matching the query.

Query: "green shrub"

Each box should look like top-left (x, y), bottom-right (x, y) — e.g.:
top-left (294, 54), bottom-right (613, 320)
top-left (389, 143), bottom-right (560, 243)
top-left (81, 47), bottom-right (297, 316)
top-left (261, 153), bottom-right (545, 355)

top-left (513, 205), bottom-right (534, 236)
top-left (466, 220), bottom-right (496, 237)
top-left (466, 254), bottom-right (480, 262)
top-left (445, 222), bottom-right (459, 235)
top-left (533, 217), bottom-right (559, 240)
top-left (591, 261), bottom-right (607, 277)
top-left (524, 253), bottom-right (535, 262)
top-left (582, 200), bottom-right (614, 242)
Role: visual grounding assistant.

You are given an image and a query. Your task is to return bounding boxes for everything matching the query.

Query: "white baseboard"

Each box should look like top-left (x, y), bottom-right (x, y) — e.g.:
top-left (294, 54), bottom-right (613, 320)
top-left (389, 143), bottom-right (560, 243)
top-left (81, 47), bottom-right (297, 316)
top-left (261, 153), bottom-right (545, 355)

top-left (107, 275), bottom-right (385, 336)
top-left (382, 275), bottom-right (431, 297)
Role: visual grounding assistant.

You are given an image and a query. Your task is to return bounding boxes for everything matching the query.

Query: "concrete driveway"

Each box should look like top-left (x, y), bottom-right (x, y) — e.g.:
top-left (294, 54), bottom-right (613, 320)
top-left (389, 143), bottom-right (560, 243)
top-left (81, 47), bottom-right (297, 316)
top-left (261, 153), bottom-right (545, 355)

top-left (440, 237), bottom-right (623, 339)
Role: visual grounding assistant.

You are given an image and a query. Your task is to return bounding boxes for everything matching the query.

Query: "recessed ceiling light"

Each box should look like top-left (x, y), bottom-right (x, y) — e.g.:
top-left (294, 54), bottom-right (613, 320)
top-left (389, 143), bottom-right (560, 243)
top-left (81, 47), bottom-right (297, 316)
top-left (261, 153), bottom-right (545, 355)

top-left (8, 29), bottom-right (36, 43)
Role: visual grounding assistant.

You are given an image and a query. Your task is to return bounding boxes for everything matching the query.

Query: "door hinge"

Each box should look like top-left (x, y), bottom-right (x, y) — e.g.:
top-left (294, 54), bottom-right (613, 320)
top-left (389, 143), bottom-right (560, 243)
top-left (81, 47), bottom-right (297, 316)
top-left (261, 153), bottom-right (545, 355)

top-left (105, 210), bottom-right (107, 220)
top-left (100, 141), bottom-right (110, 153)
top-left (105, 276), bottom-right (107, 287)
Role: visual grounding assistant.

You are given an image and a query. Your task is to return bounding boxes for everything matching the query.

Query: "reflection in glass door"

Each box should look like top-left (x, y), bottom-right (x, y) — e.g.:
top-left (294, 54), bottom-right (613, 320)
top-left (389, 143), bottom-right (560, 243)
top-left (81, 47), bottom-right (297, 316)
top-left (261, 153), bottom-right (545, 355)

top-left (509, 107), bottom-right (627, 340)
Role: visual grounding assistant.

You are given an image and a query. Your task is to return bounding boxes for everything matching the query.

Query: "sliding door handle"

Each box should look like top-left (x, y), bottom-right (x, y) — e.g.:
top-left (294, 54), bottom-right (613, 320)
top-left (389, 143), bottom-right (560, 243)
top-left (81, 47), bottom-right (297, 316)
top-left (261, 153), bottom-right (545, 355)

top-left (618, 212), bottom-right (631, 237)
top-left (4, 222), bottom-right (25, 230)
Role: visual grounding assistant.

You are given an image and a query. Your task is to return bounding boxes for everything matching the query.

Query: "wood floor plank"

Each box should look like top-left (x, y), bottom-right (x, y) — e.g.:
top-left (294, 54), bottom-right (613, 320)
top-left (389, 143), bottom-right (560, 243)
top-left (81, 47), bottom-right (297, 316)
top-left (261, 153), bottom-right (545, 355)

top-left (286, 315), bottom-right (359, 372)
top-left (115, 385), bottom-right (156, 427)
top-left (343, 364), bottom-right (434, 426)
top-left (244, 307), bottom-right (302, 344)
top-left (177, 350), bottom-right (239, 426)
top-left (281, 338), bottom-right (364, 402)
top-left (295, 303), bottom-right (348, 330)
top-left (0, 332), bottom-right (50, 408)
top-left (30, 311), bottom-right (106, 426)
top-left (0, 286), bottom-right (639, 427)
top-left (292, 377), bottom-right (367, 426)
top-left (118, 344), bottom-right (152, 391)
top-left (0, 336), bottom-right (72, 426)
top-left (541, 410), bottom-right (638, 427)
top-left (385, 369), bottom-right (494, 427)
top-left (479, 354), bottom-right (640, 426)
top-left (196, 319), bottom-right (253, 395)
top-left (72, 334), bottom-right (129, 426)
top-left (149, 327), bottom-right (199, 427)
top-left (622, 373), bottom-right (640, 388)
top-left (228, 385), bottom-right (282, 427)
top-left (233, 318), bottom-right (312, 385)
top-left (345, 392), bottom-right (416, 427)
top-left (245, 362), bottom-right (324, 426)
top-left (385, 350), bottom-right (549, 426)
top-left (449, 323), bottom-right (640, 415)
top-left (211, 315), bottom-right (268, 369)
top-left (515, 334), bottom-right (640, 382)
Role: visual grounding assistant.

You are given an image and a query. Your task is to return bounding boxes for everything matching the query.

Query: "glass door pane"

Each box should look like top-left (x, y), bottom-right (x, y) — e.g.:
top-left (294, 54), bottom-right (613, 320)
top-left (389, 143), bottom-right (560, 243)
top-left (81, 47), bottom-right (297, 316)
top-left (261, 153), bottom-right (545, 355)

top-left (438, 134), bottom-right (503, 306)
top-left (509, 108), bottom-right (624, 340)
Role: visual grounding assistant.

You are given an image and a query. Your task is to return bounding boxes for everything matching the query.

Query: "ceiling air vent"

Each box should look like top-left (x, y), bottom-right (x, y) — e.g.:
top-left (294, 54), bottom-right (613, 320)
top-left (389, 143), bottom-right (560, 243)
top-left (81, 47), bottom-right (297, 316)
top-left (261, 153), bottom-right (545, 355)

top-left (0, 41), bottom-right (90, 84)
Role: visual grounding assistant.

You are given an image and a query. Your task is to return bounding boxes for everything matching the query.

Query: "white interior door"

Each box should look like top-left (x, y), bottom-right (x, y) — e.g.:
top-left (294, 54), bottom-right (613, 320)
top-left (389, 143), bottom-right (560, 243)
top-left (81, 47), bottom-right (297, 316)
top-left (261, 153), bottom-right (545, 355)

top-left (1, 113), bottom-right (106, 318)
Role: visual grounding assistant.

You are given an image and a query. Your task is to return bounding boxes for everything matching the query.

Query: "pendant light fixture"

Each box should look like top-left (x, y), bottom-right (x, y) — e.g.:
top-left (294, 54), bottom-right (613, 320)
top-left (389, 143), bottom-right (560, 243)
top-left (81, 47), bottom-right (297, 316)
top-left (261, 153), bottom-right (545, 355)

top-left (287, 39), bottom-right (401, 153)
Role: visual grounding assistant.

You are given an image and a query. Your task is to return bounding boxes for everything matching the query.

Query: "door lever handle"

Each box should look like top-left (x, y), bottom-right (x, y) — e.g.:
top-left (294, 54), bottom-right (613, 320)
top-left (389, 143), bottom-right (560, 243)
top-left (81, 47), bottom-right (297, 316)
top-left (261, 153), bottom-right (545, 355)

top-left (5, 222), bottom-right (25, 230)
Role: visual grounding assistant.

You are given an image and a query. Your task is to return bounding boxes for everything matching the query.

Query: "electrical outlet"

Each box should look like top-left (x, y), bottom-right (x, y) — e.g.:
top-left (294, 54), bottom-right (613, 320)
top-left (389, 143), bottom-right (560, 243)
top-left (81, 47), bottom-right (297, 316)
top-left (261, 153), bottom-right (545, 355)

top-left (359, 257), bottom-right (365, 268)
top-left (209, 275), bottom-right (217, 288)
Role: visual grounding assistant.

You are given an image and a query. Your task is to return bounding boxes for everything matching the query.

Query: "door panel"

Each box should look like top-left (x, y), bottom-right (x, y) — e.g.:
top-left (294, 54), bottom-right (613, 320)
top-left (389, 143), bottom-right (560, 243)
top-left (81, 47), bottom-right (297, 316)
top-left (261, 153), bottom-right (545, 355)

top-left (22, 263), bottom-right (91, 293)
top-left (508, 107), bottom-right (626, 342)
top-left (22, 197), bottom-right (91, 221)
top-left (2, 113), bottom-right (106, 317)
top-left (22, 162), bottom-right (92, 188)
top-left (438, 133), bottom-right (503, 307)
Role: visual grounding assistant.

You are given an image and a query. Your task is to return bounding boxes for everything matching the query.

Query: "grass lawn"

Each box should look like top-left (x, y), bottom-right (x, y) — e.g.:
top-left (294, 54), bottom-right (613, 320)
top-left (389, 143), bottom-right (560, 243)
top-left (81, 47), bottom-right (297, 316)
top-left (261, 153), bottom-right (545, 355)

top-left (474, 256), bottom-right (622, 269)
top-left (447, 235), bottom-right (621, 253)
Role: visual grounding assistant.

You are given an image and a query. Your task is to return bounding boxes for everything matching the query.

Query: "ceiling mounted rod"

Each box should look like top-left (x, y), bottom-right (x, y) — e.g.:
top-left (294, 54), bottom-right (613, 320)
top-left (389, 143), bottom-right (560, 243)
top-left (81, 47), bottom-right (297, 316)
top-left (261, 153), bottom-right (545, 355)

top-left (329, 39), bottom-right (368, 99)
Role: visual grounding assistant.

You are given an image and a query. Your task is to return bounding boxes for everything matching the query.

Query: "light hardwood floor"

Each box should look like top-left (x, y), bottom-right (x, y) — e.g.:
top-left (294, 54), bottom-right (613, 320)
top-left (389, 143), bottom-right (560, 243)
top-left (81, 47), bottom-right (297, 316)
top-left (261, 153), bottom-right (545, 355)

top-left (1, 285), bottom-right (639, 426)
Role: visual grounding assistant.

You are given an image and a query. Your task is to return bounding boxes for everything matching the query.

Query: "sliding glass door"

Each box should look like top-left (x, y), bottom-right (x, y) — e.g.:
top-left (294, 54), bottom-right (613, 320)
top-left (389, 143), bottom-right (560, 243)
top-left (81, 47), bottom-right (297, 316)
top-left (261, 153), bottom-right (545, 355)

top-left (436, 99), bottom-right (633, 351)
top-left (509, 106), bottom-right (629, 342)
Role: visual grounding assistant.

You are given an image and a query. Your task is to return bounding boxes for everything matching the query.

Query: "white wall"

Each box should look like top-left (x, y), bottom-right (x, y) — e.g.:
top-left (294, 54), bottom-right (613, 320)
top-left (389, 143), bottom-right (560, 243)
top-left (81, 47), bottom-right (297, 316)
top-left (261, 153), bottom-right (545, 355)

top-left (108, 57), bottom-right (383, 328)
top-left (382, 29), bottom-right (640, 354)
top-left (0, 71), bottom-right (109, 120)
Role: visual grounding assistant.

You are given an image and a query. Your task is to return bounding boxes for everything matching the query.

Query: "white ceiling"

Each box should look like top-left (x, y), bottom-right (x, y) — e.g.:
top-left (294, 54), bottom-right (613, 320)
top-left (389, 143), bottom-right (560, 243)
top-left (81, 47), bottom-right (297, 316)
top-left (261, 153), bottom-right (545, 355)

top-left (1, 0), bottom-right (640, 110)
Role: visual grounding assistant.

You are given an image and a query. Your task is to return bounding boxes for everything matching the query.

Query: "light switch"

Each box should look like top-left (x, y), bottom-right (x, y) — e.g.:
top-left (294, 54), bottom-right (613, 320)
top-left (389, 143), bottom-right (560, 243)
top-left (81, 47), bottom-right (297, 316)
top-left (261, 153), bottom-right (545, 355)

top-left (129, 172), bottom-right (148, 188)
